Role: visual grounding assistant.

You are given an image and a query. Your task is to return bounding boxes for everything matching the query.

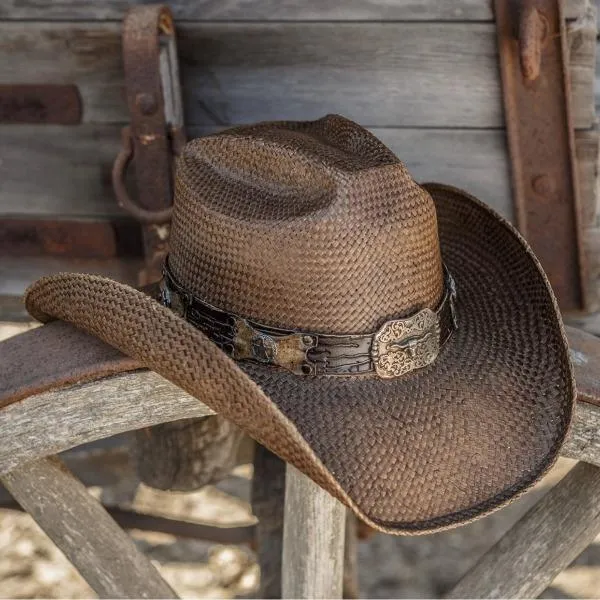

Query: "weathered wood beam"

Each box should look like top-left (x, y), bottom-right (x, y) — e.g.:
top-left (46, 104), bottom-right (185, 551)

top-left (0, 0), bottom-right (586, 22)
top-left (445, 461), bottom-right (600, 599)
top-left (1, 456), bottom-right (178, 599)
top-left (1, 124), bottom-right (595, 229)
top-left (282, 465), bottom-right (346, 599)
top-left (2, 361), bottom-right (600, 477)
top-left (0, 370), bottom-right (215, 475)
top-left (0, 21), bottom-right (592, 128)
top-left (0, 125), bottom-right (514, 220)
top-left (561, 401), bottom-right (600, 464)
top-left (252, 443), bottom-right (287, 598)
top-left (133, 416), bottom-right (245, 491)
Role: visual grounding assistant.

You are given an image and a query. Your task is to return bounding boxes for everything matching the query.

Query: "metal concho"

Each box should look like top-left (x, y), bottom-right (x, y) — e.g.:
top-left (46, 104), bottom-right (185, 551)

top-left (372, 308), bottom-right (441, 379)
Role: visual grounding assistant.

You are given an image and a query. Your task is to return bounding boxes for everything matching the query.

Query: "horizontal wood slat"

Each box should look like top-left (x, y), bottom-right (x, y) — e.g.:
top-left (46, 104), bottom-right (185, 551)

top-left (1, 125), bottom-right (596, 306)
top-left (0, 256), bottom-right (141, 298)
top-left (0, 365), bottom-right (599, 477)
top-left (1, 125), bottom-right (513, 219)
top-left (0, 21), bottom-right (593, 128)
top-left (0, 0), bottom-right (586, 22)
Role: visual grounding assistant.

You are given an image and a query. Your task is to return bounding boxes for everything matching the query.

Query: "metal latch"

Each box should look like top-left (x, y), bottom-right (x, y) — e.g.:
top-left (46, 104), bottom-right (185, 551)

top-left (112, 4), bottom-right (186, 285)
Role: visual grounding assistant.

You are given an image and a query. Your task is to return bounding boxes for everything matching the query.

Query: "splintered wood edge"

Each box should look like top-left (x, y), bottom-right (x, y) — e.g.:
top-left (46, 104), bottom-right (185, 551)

top-left (0, 369), bottom-right (599, 476)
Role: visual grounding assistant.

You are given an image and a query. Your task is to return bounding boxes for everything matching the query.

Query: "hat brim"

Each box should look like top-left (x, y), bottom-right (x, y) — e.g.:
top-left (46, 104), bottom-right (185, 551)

top-left (19, 184), bottom-right (574, 534)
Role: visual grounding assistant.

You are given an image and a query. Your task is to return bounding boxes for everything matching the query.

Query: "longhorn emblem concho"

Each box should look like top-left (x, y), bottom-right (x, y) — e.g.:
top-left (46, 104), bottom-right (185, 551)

top-left (372, 308), bottom-right (441, 379)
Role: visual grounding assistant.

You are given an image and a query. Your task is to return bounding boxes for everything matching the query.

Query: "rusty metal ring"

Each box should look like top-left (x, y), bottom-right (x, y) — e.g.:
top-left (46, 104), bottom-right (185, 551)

top-left (112, 126), bottom-right (174, 224)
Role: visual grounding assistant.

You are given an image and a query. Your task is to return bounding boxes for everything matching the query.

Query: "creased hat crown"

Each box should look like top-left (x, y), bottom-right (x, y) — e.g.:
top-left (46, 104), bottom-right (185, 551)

top-left (169, 114), bottom-right (444, 334)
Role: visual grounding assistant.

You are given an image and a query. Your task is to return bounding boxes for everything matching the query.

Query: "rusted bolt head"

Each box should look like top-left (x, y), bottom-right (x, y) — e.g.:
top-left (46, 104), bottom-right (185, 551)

top-left (302, 335), bottom-right (314, 346)
top-left (135, 92), bottom-right (158, 116)
top-left (531, 174), bottom-right (556, 197)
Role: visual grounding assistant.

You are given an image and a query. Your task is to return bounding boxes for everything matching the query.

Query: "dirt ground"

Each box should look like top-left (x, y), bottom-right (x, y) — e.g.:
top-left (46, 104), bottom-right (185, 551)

top-left (1, 322), bottom-right (599, 599)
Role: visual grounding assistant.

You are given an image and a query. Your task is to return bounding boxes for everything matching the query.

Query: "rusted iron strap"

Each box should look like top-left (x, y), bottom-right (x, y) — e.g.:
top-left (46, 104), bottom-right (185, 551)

top-left (114, 4), bottom-right (186, 285)
top-left (0, 218), bottom-right (143, 259)
top-left (0, 84), bottom-right (81, 125)
top-left (495, 0), bottom-right (586, 311)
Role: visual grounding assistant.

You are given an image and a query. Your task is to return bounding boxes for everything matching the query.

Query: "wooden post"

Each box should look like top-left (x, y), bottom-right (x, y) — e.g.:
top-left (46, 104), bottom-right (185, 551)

top-left (1, 457), bottom-right (177, 599)
top-left (446, 461), bottom-right (600, 599)
top-left (252, 444), bottom-right (286, 598)
top-left (282, 464), bottom-right (346, 599)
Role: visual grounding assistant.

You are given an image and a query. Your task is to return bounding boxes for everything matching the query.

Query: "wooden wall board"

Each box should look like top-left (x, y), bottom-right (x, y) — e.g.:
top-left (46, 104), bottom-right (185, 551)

top-left (0, 125), bottom-right (513, 219)
top-left (1, 126), bottom-right (597, 306)
top-left (0, 256), bottom-right (141, 298)
top-left (0, 21), bottom-right (594, 128)
top-left (0, 0), bottom-right (586, 22)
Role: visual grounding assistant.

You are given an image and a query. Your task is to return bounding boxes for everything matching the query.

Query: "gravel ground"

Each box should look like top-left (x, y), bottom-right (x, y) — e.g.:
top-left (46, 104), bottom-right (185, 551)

top-left (1, 322), bottom-right (599, 599)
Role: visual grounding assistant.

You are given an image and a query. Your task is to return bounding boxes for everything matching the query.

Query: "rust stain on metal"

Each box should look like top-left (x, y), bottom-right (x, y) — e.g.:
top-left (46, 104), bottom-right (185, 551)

top-left (114, 4), bottom-right (186, 285)
top-left (0, 219), bottom-right (143, 259)
top-left (0, 84), bottom-right (82, 124)
top-left (495, 0), bottom-right (586, 311)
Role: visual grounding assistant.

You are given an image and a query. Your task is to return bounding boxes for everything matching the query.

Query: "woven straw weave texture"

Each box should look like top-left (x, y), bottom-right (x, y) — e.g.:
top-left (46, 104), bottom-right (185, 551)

top-left (25, 116), bottom-right (573, 533)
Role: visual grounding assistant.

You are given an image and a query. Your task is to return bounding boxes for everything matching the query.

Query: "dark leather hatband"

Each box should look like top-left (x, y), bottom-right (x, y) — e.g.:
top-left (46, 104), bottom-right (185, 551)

top-left (159, 260), bottom-right (457, 378)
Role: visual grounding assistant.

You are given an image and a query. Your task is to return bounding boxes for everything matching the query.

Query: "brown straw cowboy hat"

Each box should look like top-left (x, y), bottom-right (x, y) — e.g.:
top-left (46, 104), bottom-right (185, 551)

top-left (3, 115), bottom-right (573, 534)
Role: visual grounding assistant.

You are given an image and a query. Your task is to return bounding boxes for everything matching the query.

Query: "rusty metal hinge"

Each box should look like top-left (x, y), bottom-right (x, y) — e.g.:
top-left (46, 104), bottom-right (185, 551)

top-left (495, 0), bottom-right (586, 312)
top-left (112, 4), bottom-right (186, 286)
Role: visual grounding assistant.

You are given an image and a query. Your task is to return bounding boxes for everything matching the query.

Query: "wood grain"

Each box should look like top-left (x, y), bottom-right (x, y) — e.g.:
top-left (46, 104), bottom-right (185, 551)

top-left (282, 464), bottom-right (346, 599)
top-left (2, 346), bottom-right (600, 477)
top-left (252, 443), bottom-right (286, 599)
top-left (0, 0), bottom-right (586, 21)
top-left (0, 370), bottom-right (215, 475)
top-left (0, 21), bottom-right (593, 128)
top-left (0, 125), bottom-right (513, 219)
top-left (134, 416), bottom-right (245, 491)
top-left (446, 461), bottom-right (600, 599)
top-left (0, 256), bottom-right (141, 298)
top-left (561, 401), bottom-right (600, 466)
top-left (1, 456), bottom-right (177, 599)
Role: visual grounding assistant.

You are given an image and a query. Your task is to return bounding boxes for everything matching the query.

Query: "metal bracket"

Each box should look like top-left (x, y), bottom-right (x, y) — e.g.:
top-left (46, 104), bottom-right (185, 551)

top-left (112, 4), bottom-right (186, 285)
top-left (0, 84), bottom-right (82, 125)
top-left (495, 0), bottom-right (586, 311)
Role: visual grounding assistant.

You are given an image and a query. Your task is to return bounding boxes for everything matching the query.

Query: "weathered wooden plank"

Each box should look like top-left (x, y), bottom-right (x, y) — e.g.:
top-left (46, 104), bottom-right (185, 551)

top-left (0, 125), bottom-right (514, 218)
top-left (282, 464), bottom-right (346, 599)
top-left (0, 256), bottom-right (141, 298)
top-left (1, 456), bottom-right (177, 599)
top-left (0, 21), bottom-right (593, 128)
top-left (0, 124), bottom-right (125, 217)
top-left (560, 401), bottom-right (600, 466)
top-left (252, 443), bottom-right (286, 599)
top-left (2, 342), bottom-right (600, 477)
top-left (445, 461), bottom-right (600, 599)
top-left (0, 125), bottom-right (595, 256)
top-left (0, 370), bottom-right (215, 475)
top-left (0, 0), bottom-right (586, 21)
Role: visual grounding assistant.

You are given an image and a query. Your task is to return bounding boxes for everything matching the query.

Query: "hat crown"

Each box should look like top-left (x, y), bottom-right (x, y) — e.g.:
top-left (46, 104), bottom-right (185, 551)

top-left (168, 115), bottom-right (444, 334)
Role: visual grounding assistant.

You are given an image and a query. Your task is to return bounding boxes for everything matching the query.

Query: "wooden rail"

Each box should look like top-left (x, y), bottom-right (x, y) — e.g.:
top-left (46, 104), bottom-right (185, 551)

top-left (1, 370), bottom-right (599, 477)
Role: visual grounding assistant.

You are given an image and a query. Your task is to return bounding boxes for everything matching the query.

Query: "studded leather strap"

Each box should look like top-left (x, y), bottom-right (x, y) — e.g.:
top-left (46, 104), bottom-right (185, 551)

top-left (159, 260), bottom-right (457, 378)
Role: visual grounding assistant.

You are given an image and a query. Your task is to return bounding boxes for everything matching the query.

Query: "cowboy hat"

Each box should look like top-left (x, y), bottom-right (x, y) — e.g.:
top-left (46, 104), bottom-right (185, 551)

top-left (4, 115), bottom-right (573, 534)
